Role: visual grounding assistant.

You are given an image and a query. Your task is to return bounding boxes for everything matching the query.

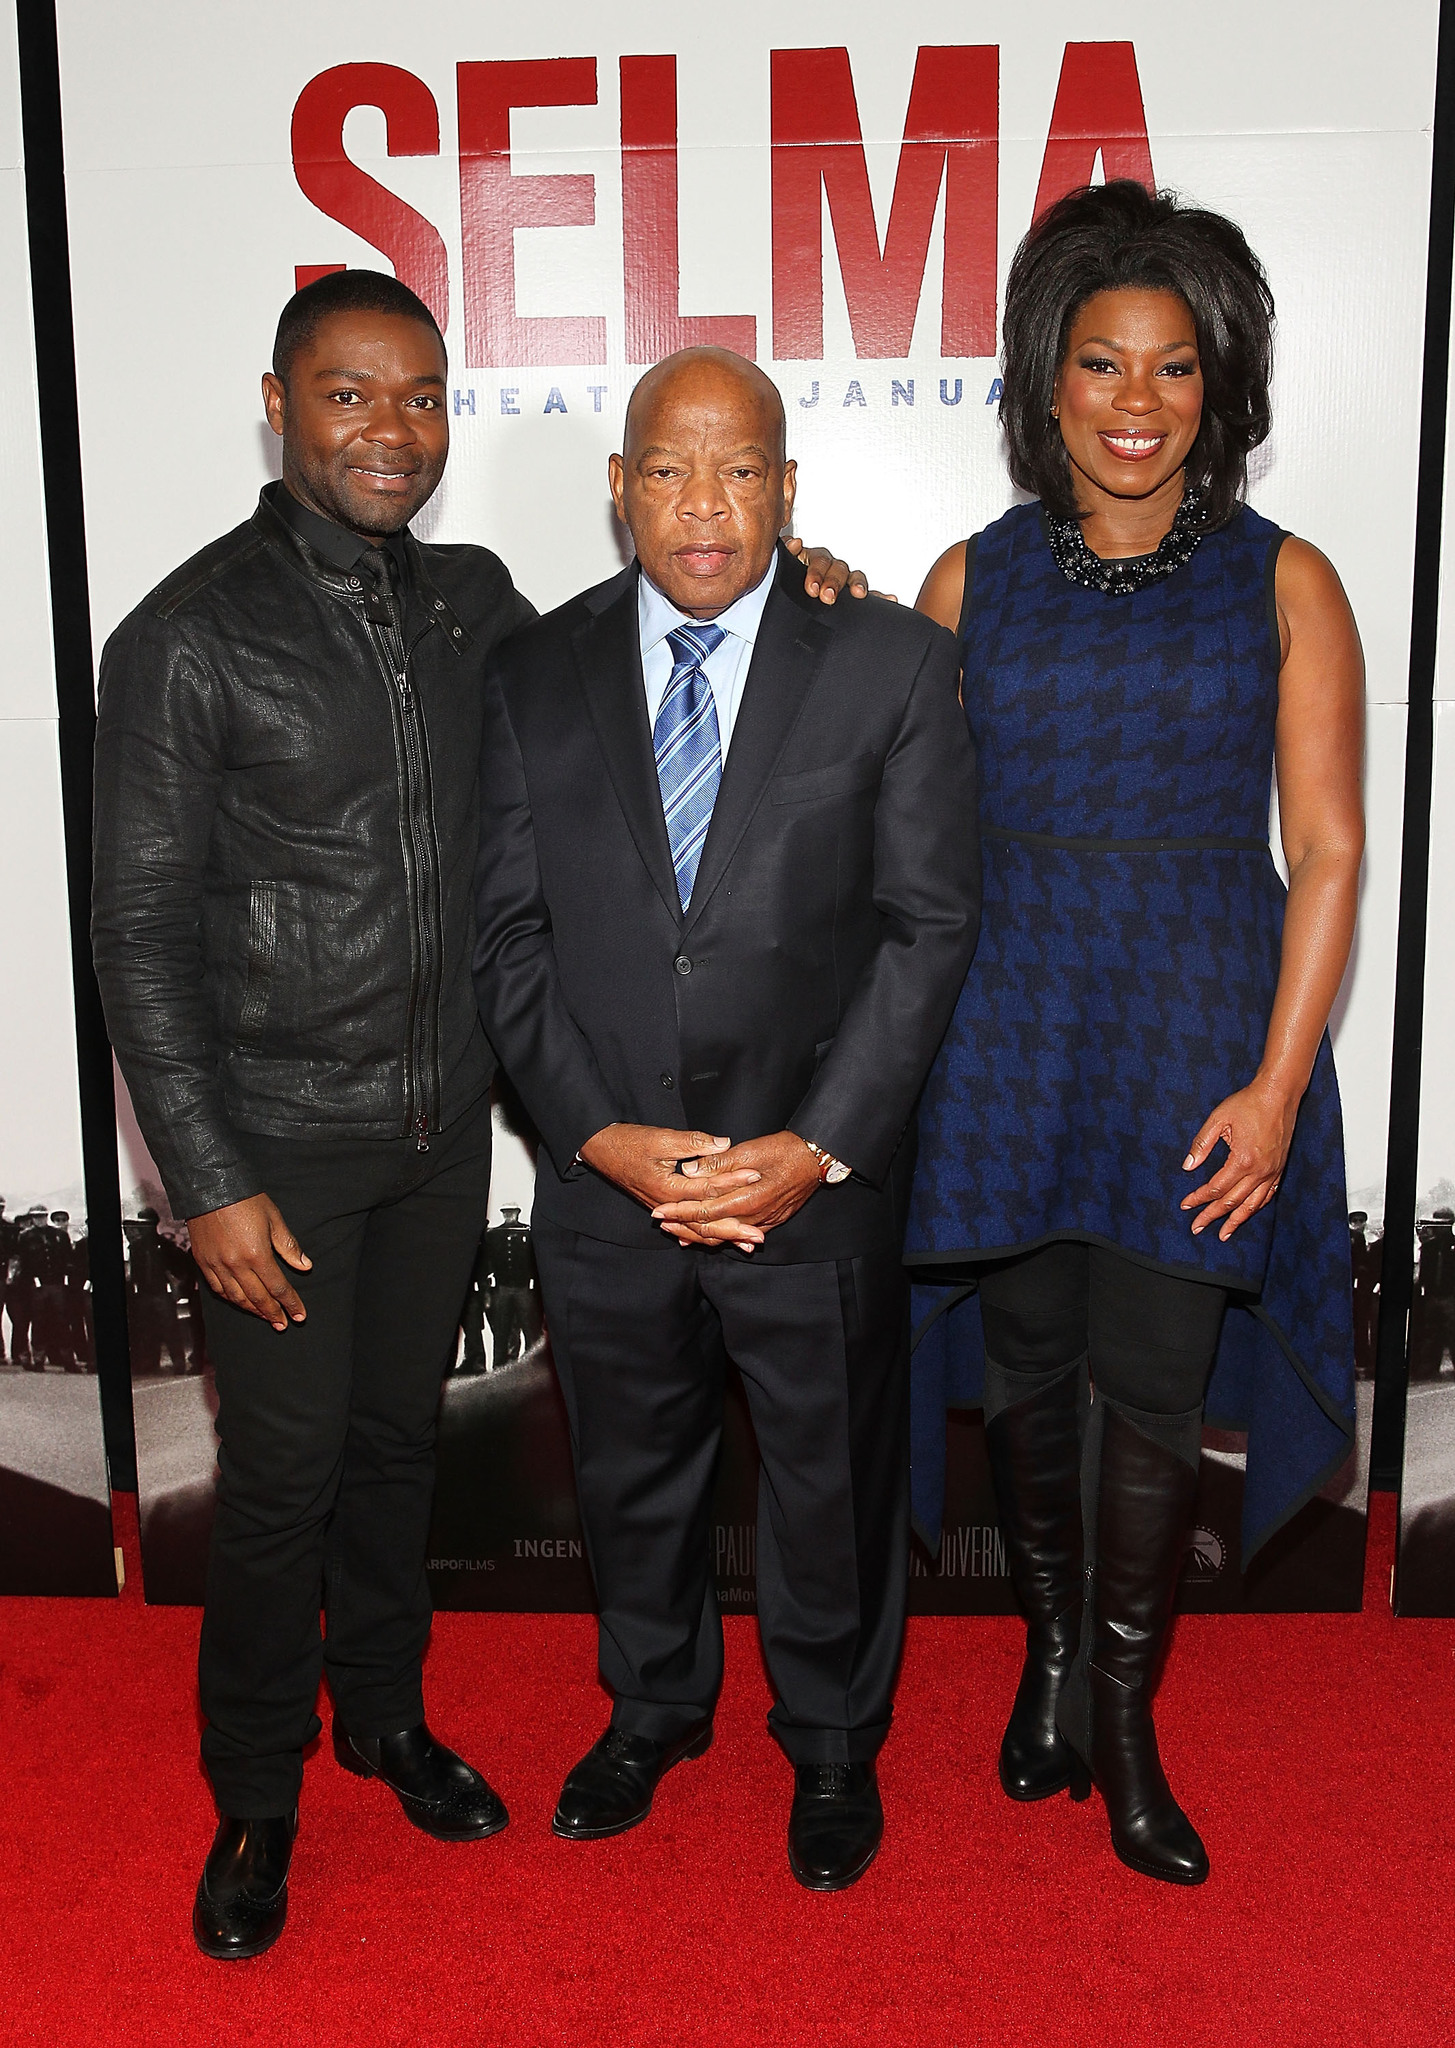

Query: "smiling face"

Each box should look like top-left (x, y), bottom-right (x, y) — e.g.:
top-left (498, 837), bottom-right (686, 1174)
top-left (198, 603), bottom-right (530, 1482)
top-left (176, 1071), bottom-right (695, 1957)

top-left (609, 349), bottom-right (796, 618)
top-left (261, 310), bottom-right (449, 538)
top-left (1053, 287), bottom-right (1203, 516)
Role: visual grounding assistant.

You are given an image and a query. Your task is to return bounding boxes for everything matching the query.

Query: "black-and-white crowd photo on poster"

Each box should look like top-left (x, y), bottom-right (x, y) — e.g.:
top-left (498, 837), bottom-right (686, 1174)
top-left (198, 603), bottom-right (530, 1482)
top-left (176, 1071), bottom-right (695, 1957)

top-left (0, 26), bottom-right (113, 1596)
top-left (42, 0), bottom-right (1446, 1615)
top-left (123, 1076), bottom-right (1379, 1617)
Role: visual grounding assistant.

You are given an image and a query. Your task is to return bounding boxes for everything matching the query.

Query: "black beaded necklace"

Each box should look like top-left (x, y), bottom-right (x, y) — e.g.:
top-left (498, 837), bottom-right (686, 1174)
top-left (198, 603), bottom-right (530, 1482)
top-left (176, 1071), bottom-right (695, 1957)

top-left (1045, 486), bottom-right (1208, 596)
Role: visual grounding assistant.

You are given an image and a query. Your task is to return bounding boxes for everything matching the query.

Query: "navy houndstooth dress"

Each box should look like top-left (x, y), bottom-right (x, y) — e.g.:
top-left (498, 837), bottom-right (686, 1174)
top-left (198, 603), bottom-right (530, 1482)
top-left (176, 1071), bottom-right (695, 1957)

top-left (906, 501), bottom-right (1356, 1563)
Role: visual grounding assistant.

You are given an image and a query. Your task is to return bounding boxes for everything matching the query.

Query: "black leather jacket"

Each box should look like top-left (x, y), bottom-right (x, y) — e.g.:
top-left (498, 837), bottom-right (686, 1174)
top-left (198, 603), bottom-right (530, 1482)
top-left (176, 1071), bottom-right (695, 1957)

top-left (92, 485), bottom-right (533, 1220)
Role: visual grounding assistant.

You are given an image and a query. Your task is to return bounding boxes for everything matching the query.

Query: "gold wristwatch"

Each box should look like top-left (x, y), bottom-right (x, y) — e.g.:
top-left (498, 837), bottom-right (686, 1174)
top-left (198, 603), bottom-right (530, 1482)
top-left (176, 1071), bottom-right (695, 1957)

top-left (803, 1140), bottom-right (851, 1185)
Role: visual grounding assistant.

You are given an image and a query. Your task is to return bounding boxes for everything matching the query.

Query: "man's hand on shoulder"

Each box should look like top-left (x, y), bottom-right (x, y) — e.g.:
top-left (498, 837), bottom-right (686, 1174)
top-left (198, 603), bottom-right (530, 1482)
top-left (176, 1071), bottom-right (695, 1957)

top-left (651, 1131), bottom-right (823, 1250)
top-left (785, 538), bottom-right (897, 605)
top-left (187, 1194), bottom-right (312, 1331)
top-left (578, 1124), bottom-right (764, 1247)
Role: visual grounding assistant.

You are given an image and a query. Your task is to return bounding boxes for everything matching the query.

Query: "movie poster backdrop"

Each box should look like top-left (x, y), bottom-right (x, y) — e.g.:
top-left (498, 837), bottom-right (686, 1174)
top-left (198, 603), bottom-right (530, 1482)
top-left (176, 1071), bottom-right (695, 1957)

top-left (56, 0), bottom-right (1436, 1610)
top-left (0, 14), bottom-right (114, 1596)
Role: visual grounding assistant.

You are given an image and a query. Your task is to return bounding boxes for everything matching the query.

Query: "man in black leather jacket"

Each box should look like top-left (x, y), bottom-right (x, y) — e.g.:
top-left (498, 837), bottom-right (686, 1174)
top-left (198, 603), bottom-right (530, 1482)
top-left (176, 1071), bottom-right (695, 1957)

top-left (93, 271), bottom-right (863, 1959)
top-left (92, 272), bottom-right (528, 1961)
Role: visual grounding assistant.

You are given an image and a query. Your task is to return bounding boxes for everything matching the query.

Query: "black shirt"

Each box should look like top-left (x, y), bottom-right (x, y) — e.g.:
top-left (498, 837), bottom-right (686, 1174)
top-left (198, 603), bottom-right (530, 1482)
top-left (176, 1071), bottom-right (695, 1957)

top-left (270, 482), bottom-right (409, 583)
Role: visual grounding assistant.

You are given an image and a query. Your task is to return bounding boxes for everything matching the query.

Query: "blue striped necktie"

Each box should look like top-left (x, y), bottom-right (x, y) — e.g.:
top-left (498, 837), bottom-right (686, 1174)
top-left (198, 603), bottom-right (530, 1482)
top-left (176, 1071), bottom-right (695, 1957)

top-left (654, 621), bottom-right (726, 909)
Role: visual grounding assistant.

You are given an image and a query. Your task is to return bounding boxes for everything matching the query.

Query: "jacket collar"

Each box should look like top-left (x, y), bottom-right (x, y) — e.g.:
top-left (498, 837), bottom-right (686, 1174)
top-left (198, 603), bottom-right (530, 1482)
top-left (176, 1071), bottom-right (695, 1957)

top-left (569, 542), bottom-right (831, 928)
top-left (267, 479), bottom-right (406, 578)
top-left (251, 485), bottom-right (472, 655)
top-left (571, 563), bottom-right (682, 921)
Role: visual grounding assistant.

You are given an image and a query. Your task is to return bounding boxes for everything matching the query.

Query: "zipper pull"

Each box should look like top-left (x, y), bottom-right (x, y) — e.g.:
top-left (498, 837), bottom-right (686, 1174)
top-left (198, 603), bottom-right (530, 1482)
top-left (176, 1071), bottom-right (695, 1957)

top-left (415, 1114), bottom-right (430, 1153)
top-left (397, 671), bottom-right (412, 702)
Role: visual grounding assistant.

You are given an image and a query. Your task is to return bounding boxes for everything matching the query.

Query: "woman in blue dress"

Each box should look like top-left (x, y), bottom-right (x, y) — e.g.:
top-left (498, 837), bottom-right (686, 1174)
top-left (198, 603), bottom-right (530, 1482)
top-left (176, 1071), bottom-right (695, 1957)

top-left (910, 183), bottom-right (1364, 1887)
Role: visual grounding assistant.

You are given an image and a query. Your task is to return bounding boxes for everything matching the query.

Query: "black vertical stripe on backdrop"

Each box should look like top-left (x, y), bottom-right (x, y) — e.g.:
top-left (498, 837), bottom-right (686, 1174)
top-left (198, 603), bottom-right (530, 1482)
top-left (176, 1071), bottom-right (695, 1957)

top-left (1371, 0), bottom-right (1455, 1489)
top-left (15, 0), bottom-right (135, 1489)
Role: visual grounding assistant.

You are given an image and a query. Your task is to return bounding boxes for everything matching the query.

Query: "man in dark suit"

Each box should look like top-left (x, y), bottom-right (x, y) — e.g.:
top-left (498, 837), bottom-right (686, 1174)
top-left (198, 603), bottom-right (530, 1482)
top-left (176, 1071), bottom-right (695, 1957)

top-left (473, 348), bottom-right (979, 1890)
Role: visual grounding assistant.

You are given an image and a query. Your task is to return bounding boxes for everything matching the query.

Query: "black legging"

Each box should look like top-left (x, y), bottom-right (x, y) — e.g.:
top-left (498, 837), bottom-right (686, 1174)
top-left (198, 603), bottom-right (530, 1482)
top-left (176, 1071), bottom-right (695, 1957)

top-left (976, 1242), bottom-right (1226, 1452)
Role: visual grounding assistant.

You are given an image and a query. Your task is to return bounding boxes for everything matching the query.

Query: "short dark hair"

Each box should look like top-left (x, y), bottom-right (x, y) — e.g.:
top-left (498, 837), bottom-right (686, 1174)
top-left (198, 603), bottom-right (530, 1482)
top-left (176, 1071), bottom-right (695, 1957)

top-left (1000, 181), bottom-right (1274, 529)
top-left (271, 269), bottom-right (445, 386)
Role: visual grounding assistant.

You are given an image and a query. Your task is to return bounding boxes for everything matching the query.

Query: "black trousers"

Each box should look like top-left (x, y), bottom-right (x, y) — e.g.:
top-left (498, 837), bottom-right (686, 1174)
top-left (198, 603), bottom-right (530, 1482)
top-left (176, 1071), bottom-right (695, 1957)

top-left (533, 1220), bottom-right (910, 1765)
top-left (976, 1241), bottom-right (1228, 1417)
top-left (197, 1098), bottom-right (491, 1815)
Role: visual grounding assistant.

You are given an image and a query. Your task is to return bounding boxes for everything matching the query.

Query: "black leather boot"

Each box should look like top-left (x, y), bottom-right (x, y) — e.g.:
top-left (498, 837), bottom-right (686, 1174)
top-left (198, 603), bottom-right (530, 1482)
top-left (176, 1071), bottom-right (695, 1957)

top-left (1061, 1400), bottom-right (1208, 1885)
top-left (787, 1762), bottom-right (883, 1892)
top-left (334, 1722), bottom-right (508, 1841)
top-left (552, 1718), bottom-right (714, 1840)
top-left (192, 1811), bottom-right (297, 1960)
top-left (984, 1359), bottom-right (1084, 1801)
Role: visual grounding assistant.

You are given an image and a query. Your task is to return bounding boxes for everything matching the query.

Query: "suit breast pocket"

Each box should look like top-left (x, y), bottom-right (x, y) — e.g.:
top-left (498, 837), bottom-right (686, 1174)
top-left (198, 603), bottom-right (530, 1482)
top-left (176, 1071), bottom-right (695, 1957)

top-left (769, 754), bottom-right (880, 807)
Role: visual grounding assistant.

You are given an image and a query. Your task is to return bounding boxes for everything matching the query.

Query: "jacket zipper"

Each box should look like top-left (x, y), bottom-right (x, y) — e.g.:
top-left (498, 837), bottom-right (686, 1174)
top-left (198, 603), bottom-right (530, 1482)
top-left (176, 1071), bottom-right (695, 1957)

top-left (365, 608), bottom-right (443, 1151)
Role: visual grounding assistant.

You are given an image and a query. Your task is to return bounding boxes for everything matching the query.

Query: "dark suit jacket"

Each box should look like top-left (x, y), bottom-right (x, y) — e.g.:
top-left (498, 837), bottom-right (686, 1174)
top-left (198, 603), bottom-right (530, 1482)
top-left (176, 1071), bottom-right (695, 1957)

top-left (473, 544), bottom-right (980, 1263)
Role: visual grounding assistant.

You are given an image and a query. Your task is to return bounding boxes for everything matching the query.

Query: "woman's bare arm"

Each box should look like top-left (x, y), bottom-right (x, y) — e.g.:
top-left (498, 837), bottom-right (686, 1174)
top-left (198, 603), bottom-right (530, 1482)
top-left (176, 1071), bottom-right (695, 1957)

top-left (915, 542), bottom-right (970, 633)
top-left (1181, 536), bottom-right (1365, 1239)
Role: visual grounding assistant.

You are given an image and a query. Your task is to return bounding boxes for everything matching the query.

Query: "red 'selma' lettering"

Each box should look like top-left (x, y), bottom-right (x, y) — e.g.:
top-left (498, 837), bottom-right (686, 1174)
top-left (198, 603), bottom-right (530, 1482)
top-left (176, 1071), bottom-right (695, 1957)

top-left (621, 54), bottom-right (756, 366)
top-left (289, 44), bottom-right (1155, 369)
top-left (290, 63), bottom-right (449, 327)
top-left (456, 57), bottom-right (607, 368)
top-left (769, 45), bottom-right (999, 361)
top-left (1033, 42), bottom-right (1155, 221)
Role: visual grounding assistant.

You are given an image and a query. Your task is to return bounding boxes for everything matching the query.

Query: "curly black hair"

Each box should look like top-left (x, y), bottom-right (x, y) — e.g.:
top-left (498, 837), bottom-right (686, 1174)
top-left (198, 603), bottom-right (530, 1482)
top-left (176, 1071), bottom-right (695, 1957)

top-left (1000, 181), bottom-right (1274, 529)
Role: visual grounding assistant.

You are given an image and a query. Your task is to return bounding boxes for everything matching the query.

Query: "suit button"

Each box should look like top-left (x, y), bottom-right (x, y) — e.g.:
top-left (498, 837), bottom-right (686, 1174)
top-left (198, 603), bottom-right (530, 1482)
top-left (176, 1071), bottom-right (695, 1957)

top-left (674, 956), bottom-right (692, 975)
top-left (661, 1073), bottom-right (675, 1089)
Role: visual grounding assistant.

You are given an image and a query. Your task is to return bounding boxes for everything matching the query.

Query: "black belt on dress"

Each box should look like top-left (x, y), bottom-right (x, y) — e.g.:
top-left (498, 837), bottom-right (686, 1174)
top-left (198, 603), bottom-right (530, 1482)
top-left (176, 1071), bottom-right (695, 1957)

top-left (984, 825), bottom-right (1270, 854)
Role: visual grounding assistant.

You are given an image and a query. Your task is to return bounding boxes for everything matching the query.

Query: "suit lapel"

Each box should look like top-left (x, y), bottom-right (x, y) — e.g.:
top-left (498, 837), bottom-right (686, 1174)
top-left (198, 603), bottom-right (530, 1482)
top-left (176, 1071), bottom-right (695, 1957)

top-left (571, 568), bottom-right (684, 922)
top-left (682, 546), bottom-right (832, 935)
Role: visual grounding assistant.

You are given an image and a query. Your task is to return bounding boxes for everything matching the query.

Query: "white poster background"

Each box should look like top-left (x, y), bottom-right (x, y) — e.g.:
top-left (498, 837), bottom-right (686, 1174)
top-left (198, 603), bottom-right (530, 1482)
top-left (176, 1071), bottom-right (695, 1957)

top-left (0, 16), bottom-right (110, 1527)
top-left (1, 27), bottom-right (88, 1213)
top-left (56, 0), bottom-right (1436, 1235)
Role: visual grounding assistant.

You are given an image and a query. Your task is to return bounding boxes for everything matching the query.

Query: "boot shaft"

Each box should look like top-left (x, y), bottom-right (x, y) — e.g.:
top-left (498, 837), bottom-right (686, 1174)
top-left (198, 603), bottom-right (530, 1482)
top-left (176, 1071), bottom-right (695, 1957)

top-left (983, 1356), bottom-right (1086, 1629)
top-left (1086, 1399), bottom-right (1200, 1693)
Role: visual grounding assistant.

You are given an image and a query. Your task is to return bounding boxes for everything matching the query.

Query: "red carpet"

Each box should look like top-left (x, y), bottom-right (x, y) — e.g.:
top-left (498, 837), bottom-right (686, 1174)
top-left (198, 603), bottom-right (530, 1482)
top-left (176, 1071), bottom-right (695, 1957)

top-left (1, 1493), bottom-right (1451, 2048)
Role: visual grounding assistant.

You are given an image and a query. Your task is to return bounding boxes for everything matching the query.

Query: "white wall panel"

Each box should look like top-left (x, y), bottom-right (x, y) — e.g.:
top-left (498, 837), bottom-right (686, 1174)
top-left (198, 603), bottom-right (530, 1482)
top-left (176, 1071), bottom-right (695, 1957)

top-left (0, 15), bottom-right (113, 1577)
top-left (55, 0), bottom-right (1433, 1236)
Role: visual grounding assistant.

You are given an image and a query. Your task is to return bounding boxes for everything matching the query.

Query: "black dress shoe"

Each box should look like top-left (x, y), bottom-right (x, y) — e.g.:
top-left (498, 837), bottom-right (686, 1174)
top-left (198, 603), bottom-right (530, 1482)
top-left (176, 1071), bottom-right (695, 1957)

top-left (192, 1811), bottom-right (297, 1960)
top-left (787, 1762), bottom-right (883, 1892)
top-left (552, 1718), bottom-right (713, 1840)
top-left (334, 1722), bottom-right (508, 1841)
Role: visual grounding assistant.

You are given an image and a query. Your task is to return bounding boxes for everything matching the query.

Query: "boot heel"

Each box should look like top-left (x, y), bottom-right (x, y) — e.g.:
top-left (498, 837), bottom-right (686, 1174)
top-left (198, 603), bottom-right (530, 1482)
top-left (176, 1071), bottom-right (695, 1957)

top-left (1067, 1756), bottom-right (1092, 1803)
top-left (332, 1726), bottom-right (375, 1779)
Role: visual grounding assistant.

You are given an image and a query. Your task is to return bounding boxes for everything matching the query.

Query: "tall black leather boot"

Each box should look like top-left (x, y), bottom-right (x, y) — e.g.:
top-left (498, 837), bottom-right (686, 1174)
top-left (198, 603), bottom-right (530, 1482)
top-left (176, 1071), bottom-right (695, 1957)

top-left (983, 1356), bottom-right (1085, 1800)
top-left (1062, 1398), bottom-right (1208, 1885)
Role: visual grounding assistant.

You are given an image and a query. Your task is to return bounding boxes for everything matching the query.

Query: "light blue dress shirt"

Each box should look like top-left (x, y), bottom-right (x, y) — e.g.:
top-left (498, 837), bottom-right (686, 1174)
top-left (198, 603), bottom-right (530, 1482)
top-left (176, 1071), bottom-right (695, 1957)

top-left (637, 554), bottom-right (777, 758)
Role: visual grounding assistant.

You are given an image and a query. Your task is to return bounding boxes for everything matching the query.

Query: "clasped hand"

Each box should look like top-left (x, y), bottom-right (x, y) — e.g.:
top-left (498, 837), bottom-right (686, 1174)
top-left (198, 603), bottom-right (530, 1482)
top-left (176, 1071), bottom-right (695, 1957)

top-left (1180, 1075), bottom-right (1299, 1241)
top-left (578, 1125), bottom-right (822, 1251)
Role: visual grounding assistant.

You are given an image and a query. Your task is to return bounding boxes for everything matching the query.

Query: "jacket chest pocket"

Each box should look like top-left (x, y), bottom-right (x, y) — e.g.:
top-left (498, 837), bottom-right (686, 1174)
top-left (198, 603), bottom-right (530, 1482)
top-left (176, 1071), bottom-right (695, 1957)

top-left (237, 882), bottom-right (278, 1045)
top-left (769, 754), bottom-right (880, 807)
